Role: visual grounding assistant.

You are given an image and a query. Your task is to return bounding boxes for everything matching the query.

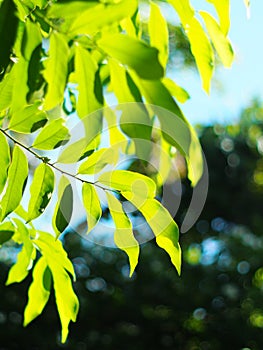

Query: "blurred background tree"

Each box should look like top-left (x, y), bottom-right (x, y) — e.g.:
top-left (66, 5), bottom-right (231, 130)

top-left (1, 99), bottom-right (263, 350)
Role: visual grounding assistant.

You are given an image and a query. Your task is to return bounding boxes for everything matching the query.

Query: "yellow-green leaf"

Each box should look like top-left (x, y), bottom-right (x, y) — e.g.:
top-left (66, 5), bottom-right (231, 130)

top-left (123, 191), bottom-right (181, 275)
top-left (75, 45), bottom-right (103, 118)
top-left (200, 11), bottom-right (234, 68)
top-left (206, 0), bottom-right (230, 35)
top-left (149, 1), bottom-right (169, 69)
top-left (9, 102), bottom-right (47, 133)
top-left (33, 232), bottom-right (78, 343)
top-left (78, 148), bottom-right (118, 175)
top-left (27, 163), bottom-right (54, 222)
top-left (69, 0), bottom-right (137, 36)
top-left (98, 170), bottom-right (156, 198)
top-left (0, 68), bottom-right (15, 112)
top-left (32, 118), bottom-right (70, 150)
top-left (6, 220), bottom-right (36, 285)
top-left (0, 146), bottom-right (28, 221)
top-left (53, 176), bottom-right (73, 237)
top-left (43, 31), bottom-right (69, 110)
top-left (162, 77), bottom-right (190, 103)
top-left (82, 183), bottom-right (102, 233)
top-left (24, 257), bottom-right (51, 326)
top-left (97, 34), bottom-right (164, 80)
top-left (106, 192), bottom-right (139, 277)
top-left (0, 131), bottom-right (10, 195)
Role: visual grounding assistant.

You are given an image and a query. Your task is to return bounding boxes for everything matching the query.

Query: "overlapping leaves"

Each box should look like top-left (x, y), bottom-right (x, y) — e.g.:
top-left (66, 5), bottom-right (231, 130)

top-left (0, 0), bottom-right (235, 344)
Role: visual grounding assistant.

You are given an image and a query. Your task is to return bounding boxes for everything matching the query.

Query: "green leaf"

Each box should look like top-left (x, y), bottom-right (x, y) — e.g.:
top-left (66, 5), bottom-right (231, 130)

top-left (106, 192), bottom-right (139, 277)
top-left (200, 11), bottom-right (234, 68)
top-left (167, 0), bottom-right (194, 25)
top-left (149, 1), bottom-right (169, 69)
top-left (0, 221), bottom-right (15, 245)
top-left (186, 17), bottom-right (214, 93)
top-left (108, 60), bottom-right (151, 158)
top-left (97, 34), bottom-right (164, 80)
top-left (32, 118), bottom-right (70, 150)
top-left (123, 191), bottom-right (181, 275)
top-left (9, 102), bottom-right (47, 133)
top-left (57, 138), bottom-right (94, 164)
top-left (78, 148), bottom-right (118, 175)
top-left (6, 219), bottom-right (36, 285)
top-left (51, 264), bottom-right (79, 343)
top-left (34, 231), bottom-right (75, 279)
top-left (75, 45), bottom-right (103, 119)
top-left (0, 131), bottom-right (10, 195)
top-left (43, 31), bottom-right (69, 110)
top-left (0, 0), bottom-right (18, 81)
top-left (75, 45), bottom-right (103, 118)
top-left (0, 146), bottom-right (28, 221)
top-left (98, 170), bottom-right (156, 197)
top-left (69, 0), bottom-right (137, 36)
top-left (162, 77), bottom-right (190, 103)
top-left (136, 78), bottom-right (203, 186)
top-left (24, 257), bottom-right (51, 326)
top-left (21, 20), bottom-right (42, 61)
top-left (0, 68), bottom-right (15, 112)
top-left (206, 0), bottom-right (230, 35)
top-left (53, 176), bottom-right (73, 237)
top-left (168, 0), bottom-right (214, 92)
top-left (27, 163), bottom-right (54, 222)
top-left (82, 183), bottom-right (102, 233)
top-left (11, 57), bottom-right (29, 111)
top-left (33, 232), bottom-right (78, 343)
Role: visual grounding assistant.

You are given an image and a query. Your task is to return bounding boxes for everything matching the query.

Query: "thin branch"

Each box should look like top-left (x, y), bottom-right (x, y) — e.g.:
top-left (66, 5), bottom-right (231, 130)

top-left (0, 128), bottom-right (119, 194)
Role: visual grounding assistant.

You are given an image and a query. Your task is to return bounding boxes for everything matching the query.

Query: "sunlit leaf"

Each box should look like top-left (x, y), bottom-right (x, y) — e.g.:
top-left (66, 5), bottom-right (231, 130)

top-left (97, 34), bottom-right (164, 80)
top-left (0, 131), bottom-right (10, 195)
top-left (32, 118), bottom-right (70, 150)
top-left (136, 78), bottom-right (203, 186)
top-left (200, 11), bottom-right (234, 68)
top-left (57, 138), bottom-right (94, 164)
top-left (123, 191), bottom-right (181, 275)
top-left (0, 68), bottom-right (15, 112)
top-left (34, 231), bottom-right (75, 278)
top-left (78, 148), bottom-right (118, 175)
top-left (53, 176), bottom-right (73, 237)
top-left (6, 219), bottom-right (36, 285)
top-left (43, 31), bottom-right (69, 110)
top-left (206, 0), bottom-right (230, 35)
top-left (69, 0), bottom-right (137, 36)
top-left (168, 0), bottom-right (214, 92)
top-left (149, 1), bottom-right (169, 69)
top-left (27, 163), bottom-right (54, 222)
top-left (162, 77), bottom-right (190, 103)
top-left (82, 183), bottom-right (102, 233)
top-left (33, 232), bottom-right (78, 343)
top-left (11, 57), bottom-right (29, 111)
top-left (9, 101), bottom-right (47, 133)
top-left (21, 20), bottom-right (42, 60)
top-left (106, 192), bottom-right (139, 277)
top-left (24, 257), bottom-right (51, 326)
top-left (75, 45), bottom-right (103, 118)
top-left (98, 170), bottom-right (156, 198)
top-left (0, 146), bottom-right (28, 221)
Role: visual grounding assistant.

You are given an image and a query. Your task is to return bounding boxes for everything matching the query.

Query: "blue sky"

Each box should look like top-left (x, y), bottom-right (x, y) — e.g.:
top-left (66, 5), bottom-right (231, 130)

top-left (174, 1), bottom-right (263, 125)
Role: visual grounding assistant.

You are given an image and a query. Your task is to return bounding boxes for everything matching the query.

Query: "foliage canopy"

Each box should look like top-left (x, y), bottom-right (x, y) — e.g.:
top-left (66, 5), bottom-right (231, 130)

top-left (0, 0), bottom-right (236, 342)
